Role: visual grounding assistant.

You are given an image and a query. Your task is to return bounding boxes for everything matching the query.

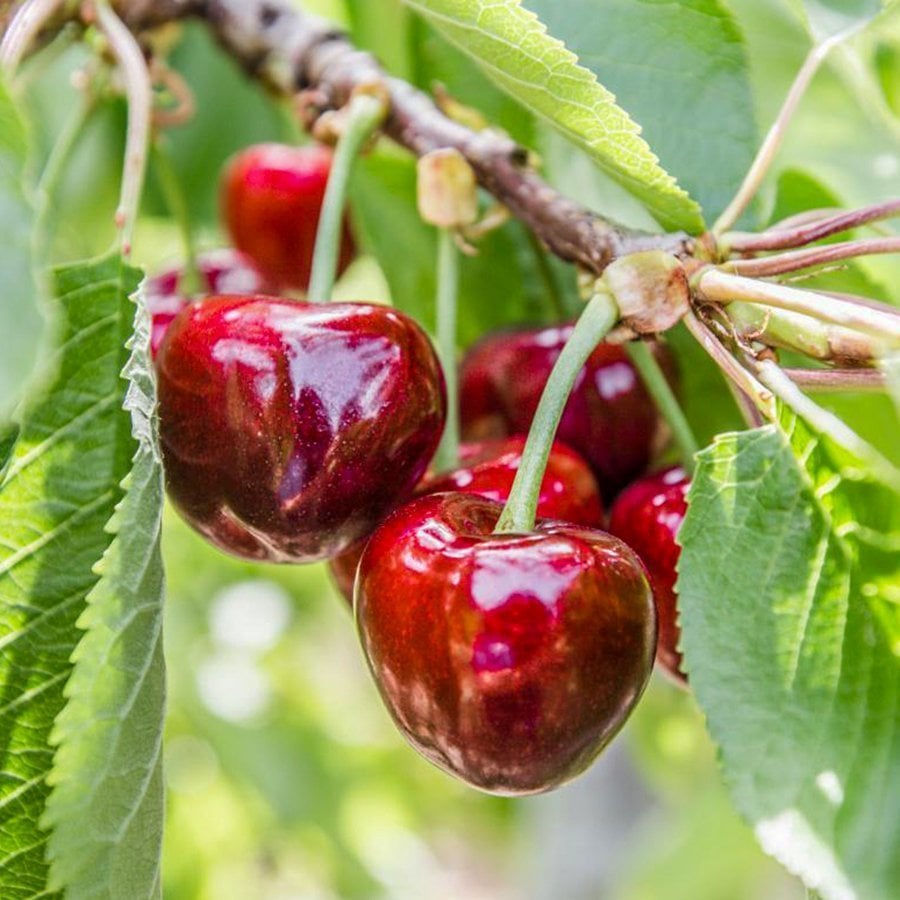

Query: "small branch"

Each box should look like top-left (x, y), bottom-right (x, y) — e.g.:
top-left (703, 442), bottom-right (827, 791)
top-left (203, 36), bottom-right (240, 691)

top-left (713, 32), bottom-right (848, 235)
top-left (0, 0), bottom-right (64, 73)
top-left (727, 237), bottom-right (900, 278)
top-left (95, 1), bottom-right (152, 258)
top-left (683, 310), bottom-right (776, 417)
top-left (725, 198), bottom-right (900, 253)
top-left (783, 368), bottom-right (886, 392)
top-left (696, 269), bottom-right (900, 344)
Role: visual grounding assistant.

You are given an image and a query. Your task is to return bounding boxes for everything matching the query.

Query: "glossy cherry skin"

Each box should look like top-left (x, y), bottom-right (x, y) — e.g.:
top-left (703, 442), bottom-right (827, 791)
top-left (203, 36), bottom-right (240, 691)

top-left (221, 143), bottom-right (355, 291)
top-left (356, 492), bottom-right (656, 795)
top-left (146, 249), bottom-right (271, 358)
top-left (608, 466), bottom-right (689, 682)
top-left (459, 325), bottom-right (674, 498)
top-left (157, 295), bottom-right (446, 562)
top-left (329, 436), bottom-right (604, 602)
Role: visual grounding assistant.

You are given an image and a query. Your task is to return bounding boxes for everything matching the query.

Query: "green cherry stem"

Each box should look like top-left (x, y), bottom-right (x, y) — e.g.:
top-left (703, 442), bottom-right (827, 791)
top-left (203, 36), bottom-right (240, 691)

top-left (433, 228), bottom-right (460, 472)
top-left (307, 94), bottom-right (385, 303)
top-left (626, 340), bottom-right (698, 474)
top-left (151, 137), bottom-right (200, 295)
top-left (494, 290), bottom-right (619, 534)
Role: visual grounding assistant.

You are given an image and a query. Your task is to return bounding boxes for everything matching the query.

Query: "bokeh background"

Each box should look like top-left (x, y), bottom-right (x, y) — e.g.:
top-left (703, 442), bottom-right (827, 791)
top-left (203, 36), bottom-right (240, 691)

top-left (16, 0), bottom-right (900, 895)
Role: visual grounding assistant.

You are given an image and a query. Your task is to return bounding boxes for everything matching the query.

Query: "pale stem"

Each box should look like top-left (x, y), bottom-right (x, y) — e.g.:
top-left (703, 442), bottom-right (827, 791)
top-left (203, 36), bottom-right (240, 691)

top-left (626, 341), bottom-right (698, 474)
top-left (755, 358), bottom-right (897, 474)
top-left (0, 0), bottom-right (63, 74)
top-left (433, 228), bottom-right (460, 472)
top-left (307, 93), bottom-right (385, 303)
top-left (725, 198), bottom-right (900, 253)
top-left (713, 32), bottom-right (848, 235)
top-left (697, 269), bottom-right (900, 345)
top-left (783, 368), bottom-right (886, 392)
top-left (494, 291), bottom-right (619, 534)
top-left (728, 236), bottom-right (900, 278)
top-left (683, 310), bottom-right (776, 418)
top-left (94, 1), bottom-right (152, 258)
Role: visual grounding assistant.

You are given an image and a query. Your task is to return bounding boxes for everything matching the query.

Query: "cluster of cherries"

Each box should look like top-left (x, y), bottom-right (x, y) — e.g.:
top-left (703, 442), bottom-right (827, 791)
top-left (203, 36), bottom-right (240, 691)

top-left (151, 141), bottom-right (691, 797)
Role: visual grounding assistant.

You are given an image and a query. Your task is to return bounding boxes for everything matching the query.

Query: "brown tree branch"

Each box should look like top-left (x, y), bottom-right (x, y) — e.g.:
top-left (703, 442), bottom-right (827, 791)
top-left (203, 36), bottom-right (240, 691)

top-left (9, 0), bottom-right (690, 275)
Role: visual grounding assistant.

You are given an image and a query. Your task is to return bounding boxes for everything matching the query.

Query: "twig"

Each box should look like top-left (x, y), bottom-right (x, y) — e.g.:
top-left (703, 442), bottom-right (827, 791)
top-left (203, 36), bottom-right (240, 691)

top-left (21, 0), bottom-right (690, 276)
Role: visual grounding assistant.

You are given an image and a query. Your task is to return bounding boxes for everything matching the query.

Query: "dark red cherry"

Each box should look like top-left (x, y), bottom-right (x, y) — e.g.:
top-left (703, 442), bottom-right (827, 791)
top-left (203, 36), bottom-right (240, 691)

top-left (459, 325), bottom-right (675, 498)
top-left (329, 436), bottom-right (604, 602)
top-left (608, 466), bottom-right (689, 682)
top-left (356, 492), bottom-right (656, 795)
top-left (146, 249), bottom-right (271, 358)
top-left (157, 295), bottom-right (446, 562)
top-left (220, 143), bottom-right (355, 291)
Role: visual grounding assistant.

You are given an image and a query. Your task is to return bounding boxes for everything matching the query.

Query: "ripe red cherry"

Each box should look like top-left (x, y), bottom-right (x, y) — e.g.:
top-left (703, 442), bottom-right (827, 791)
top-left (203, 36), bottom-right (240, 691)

top-left (459, 326), bottom-right (674, 498)
top-left (220, 143), bottom-right (355, 291)
top-left (157, 295), bottom-right (446, 562)
top-left (146, 249), bottom-right (271, 358)
top-left (608, 466), bottom-right (689, 682)
top-left (329, 436), bottom-right (604, 601)
top-left (356, 492), bottom-right (656, 795)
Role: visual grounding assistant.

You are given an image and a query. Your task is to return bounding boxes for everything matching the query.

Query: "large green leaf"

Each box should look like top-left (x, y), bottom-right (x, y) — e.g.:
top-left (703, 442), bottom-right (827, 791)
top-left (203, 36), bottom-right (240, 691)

top-left (0, 78), bottom-right (45, 415)
top-left (525, 0), bottom-right (757, 222)
top-left (678, 420), bottom-right (900, 900)
top-left (0, 254), bottom-right (141, 898)
top-left (43, 283), bottom-right (165, 898)
top-left (401, 0), bottom-right (703, 232)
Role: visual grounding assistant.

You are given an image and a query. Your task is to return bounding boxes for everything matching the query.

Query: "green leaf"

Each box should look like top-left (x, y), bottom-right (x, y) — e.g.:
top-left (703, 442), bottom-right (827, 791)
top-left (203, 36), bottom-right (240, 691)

top-left (0, 78), bottom-right (45, 415)
top-left (678, 419), bottom-right (900, 900)
top-left (524, 0), bottom-right (757, 223)
top-left (400, 0), bottom-right (703, 232)
top-left (43, 281), bottom-right (166, 898)
top-left (0, 254), bottom-right (141, 898)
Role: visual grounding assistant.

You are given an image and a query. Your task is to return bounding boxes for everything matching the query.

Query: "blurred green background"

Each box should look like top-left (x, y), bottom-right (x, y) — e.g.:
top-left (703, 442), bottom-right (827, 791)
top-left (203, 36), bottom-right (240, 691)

top-left (16, 0), bottom-right (900, 895)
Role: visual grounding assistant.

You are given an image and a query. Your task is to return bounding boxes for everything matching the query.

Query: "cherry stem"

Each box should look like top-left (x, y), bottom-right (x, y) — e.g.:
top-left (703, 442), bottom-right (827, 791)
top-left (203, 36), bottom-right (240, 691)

top-left (713, 30), bottom-right (848, 235)
top-left (0, 0), bottom-right (63, 74)
top-left (727, 236), bottom-right (900, 278)
top-left (94, 0), bottom-right (152, 259)
top-left (433, 228), bottom-right (460, 472)
top-left (683, 310), bottom-right (776, 418)
top-left (307, 94), bottom-right (384, 303)
top-left (625, 341), bottom-right (698, 474)
top-left (754, 358), bottom-right (899, 479)
top-left (724, 198), bottom-right (900, 253)
top-left (494, 291), bottom-right (619, 535)
top-left (782, 368), bottom-right (886, 392)
top-left (151, 137), bottom-right (200, 295)
top-left (696, 269), bottom-right (900, 345)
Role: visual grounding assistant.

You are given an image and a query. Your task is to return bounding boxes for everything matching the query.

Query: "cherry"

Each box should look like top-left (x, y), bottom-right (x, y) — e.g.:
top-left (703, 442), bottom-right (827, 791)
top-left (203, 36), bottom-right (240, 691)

top-left (146, 249), bottom-right (271, 358)
top-left (459, 325), bottom-right (675, 498)
top-left (356, 492), bottom-right (655, 795)
top-left (329, 435), bottom-right (604, 601)
top-left (220, 143), bottom-right (355, 291)
top-left (157, 295), bottom-right (446, 562)
top-left (608, 465), bottom-right (689, 682)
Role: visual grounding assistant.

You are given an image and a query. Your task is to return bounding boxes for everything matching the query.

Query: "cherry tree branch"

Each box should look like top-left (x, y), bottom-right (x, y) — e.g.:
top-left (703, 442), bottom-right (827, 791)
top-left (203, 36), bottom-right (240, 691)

top-left (91, 0), bottom-right (688, 275)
